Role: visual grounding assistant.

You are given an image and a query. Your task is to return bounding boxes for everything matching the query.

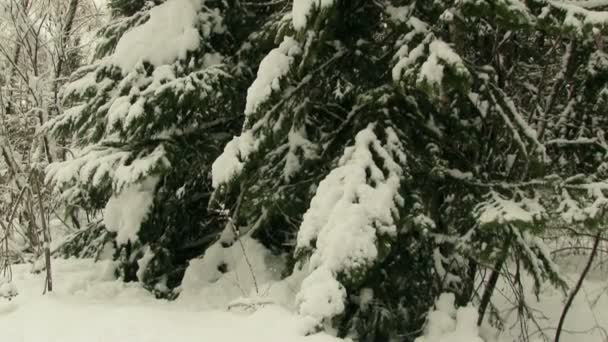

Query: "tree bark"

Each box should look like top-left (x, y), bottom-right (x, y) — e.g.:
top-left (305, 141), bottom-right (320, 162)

top-left (477, 235), bottom-right (511, 326)
top-left (554, 232), bottom-right (602, 342)
top-left (32, 170), bottom-right (52, 293)
top-left (53, 0), bottom-right (80, 104)
top-left (46, 0), bottom-right (80, 164)
top-left (4, 0), bottom-right (30, 115)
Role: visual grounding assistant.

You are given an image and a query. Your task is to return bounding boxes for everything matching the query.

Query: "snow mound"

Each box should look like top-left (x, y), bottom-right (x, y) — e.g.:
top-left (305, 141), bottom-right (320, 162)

top-left (0, 259), bottom-right (342, 342)
top-left (0, 281), bottom-right (18, 299)
top-left (415, 293), bottom-right (484, 342)
top-left (178, 236), bottom-right (286, 309)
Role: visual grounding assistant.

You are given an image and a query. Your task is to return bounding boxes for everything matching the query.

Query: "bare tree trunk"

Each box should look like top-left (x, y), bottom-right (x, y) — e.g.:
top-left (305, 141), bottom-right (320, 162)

top-left (5, 44), bottom-right (21, 116)
top-left (54, 0), bottom-right (80, 104)
top-left (5, 0), bottom-right (30, 115)
top-left (1, 143), bottom-right (25, 190)
top-left (478, 235), bottom-right (511, 326)
top-left (4, 0), bottom-right (30, 115)
top-left (25, 189), bottom-right (41, 255)
top-left (32, 170), bottom-right (52, 293)
top-left (554, 232), bottom-right (602, 342)
top-left (45, 0), bottom-right (80, 164)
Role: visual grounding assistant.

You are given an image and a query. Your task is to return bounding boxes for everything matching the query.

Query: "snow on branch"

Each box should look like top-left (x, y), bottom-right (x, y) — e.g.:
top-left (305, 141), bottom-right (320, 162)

top-left (474, 191), bottom-right (546, 229)
top-left (211, 131), bottom-right (257, 188)
top-left (295, 124), bottom-right (406, 321)
top-left (393, 31), bottom-right (471, 99)
top-left (542, 0), bottom-right (608, 36)
top-left (292, 0), bottom-right (335, 30)
top-left (46, 144), bottom-right (170, 192)
top-left (245, 37), bottom-right (301, 116)
top-left (104, 177), bottom-right (159, 245)
top-left (112, 0), bottom-right (222, 72)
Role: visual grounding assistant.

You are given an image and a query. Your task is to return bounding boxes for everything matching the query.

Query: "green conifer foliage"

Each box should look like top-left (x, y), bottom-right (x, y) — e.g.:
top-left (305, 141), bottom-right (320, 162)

top-left (211, 0), bottom-right (608, 339)
top-left (46, 0), bottom-right (246, 293)
top-left (48, 0), bottom-right (608, 339)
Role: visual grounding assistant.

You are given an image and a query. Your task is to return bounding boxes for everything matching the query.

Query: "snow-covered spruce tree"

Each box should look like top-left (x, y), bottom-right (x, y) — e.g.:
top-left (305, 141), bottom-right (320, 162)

top-left (44, 0), bottom-right (268, 294)
top-left (211, 0), bottom-right (608, 340)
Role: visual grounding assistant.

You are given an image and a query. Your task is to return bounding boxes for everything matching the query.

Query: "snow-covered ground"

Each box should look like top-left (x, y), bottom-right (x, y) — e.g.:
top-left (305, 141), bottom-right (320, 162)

top-left (0, 256), bottom-right (606, 341)
top-left (0, 259), bottom-right (340, 342)
top-left (490, 255), bottom-right (608, 342)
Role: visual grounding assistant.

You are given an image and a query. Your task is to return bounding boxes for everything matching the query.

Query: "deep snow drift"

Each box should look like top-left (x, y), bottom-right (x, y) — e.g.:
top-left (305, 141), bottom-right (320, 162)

top-left (0, 255), bottom-right (606, 342)
top-left (0, 259), bottom-right (339, 342)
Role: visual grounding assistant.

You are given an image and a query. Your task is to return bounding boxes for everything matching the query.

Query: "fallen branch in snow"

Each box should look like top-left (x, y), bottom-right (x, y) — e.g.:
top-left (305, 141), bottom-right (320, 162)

top-left (554, 231), bottom-right (602, 342)
top-left (550, 245), bottom-right (608, 256)
top-left (227, 297), bottom-right (275, 312)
